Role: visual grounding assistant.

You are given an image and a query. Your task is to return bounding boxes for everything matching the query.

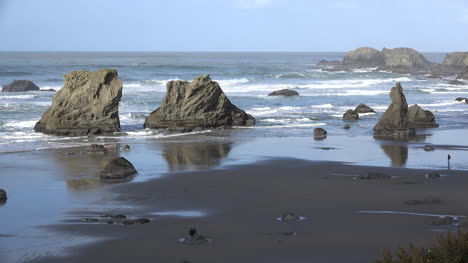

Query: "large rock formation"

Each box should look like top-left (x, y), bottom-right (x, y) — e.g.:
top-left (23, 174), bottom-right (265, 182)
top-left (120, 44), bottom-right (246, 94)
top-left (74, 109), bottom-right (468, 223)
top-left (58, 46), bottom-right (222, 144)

top-left (343, 47), bottom-right (384, 68)
top-left (2, 80), bottom-right (40, 92)
top-left (268, 89), bottom-right (299, 96)
top-left (34, 69), bottom-right (122, 136)
top-left (144, 75), bottom-right (255, 132)
top-left (377, 48), bottom-right (432, 74)
top-left (407, 104), bottom-right (439, 128)
top-left (459, 66), bottom-right (468, 80)
top-left (373, 83), bottom-right (415, 136)
top-left (433, 52), bottom-right (468, 76)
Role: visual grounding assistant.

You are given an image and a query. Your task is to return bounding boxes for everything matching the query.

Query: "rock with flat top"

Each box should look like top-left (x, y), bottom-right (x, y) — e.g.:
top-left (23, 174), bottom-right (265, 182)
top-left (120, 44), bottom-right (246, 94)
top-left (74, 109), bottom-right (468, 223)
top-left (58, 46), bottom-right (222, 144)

top-left (407, 104), bottom-right (439, 128)
top-left (34, 69), bottom-right (122, 136)
top-left (343, 47), bottom-right (383, 68)
top-left (373, 83), bottom-right (415, 137)
top-left (144, 75), bottom-right (255, 132)
top-left (377, 48), bottom-right (432, 74)
top-left (2, 80), bottom-right (40, 92)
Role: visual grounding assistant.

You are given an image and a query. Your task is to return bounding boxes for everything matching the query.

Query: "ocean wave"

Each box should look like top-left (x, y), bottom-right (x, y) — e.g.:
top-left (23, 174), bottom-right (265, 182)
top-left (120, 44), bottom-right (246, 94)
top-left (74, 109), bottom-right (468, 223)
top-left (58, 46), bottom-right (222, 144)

top-left (121, 129), bottom-right (212, 139)
top-left (2, 120), bottom-right (37, 129)
top-left (0, 94), bottom-right (35, 99)
top-left (352, 67), bottom-right (378, 73)
top-left (311, 103), bottom-right (334, 108)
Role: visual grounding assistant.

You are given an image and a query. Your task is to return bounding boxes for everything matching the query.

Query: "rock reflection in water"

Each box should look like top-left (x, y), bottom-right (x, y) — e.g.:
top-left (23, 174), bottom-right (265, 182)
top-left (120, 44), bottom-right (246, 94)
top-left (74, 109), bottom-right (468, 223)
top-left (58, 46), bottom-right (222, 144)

top-left (46, 146), bottom-right (121, 190)
top-left (380, 144), bottom-right (408, 167)
top-left (162, 142), bottom-right (232, 171)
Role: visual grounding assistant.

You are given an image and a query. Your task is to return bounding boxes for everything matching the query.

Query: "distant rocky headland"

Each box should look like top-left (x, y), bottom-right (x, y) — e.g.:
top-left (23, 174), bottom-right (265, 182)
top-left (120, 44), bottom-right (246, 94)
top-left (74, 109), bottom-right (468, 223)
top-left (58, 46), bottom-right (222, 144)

top-left (321, 47), bottom-right (468, 80)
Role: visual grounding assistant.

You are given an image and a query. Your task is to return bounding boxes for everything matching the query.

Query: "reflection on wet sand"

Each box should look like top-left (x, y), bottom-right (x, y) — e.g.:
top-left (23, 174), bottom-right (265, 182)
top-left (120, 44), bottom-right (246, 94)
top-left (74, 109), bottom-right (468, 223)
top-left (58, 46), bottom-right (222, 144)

top-left (46, 145), bottom-right (121, 190)
top-left (162, 142), bottom-right (232, 171)
top-left (380, 144), bottom-right (408, 167)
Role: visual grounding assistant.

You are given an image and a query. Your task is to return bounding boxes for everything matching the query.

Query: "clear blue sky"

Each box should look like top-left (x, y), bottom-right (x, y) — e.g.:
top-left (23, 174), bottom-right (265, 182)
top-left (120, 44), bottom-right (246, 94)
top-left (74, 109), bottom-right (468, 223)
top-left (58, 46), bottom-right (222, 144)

top-left (0, 0), bottom-right (467, 52)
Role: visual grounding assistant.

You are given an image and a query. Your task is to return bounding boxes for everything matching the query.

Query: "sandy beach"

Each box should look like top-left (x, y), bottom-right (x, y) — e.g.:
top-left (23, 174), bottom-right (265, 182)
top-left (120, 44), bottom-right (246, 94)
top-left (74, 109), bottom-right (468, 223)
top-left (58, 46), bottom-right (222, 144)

top-left (2, 130), bottom-right (468, 263)
top-left (30, 158), bottom-right (468, 263)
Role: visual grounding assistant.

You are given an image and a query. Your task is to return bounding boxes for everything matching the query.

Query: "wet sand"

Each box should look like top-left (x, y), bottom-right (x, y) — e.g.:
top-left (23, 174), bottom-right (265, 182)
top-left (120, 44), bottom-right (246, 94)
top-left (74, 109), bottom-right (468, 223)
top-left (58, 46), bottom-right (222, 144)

top-left (29, 158), bottom-right (468, 263)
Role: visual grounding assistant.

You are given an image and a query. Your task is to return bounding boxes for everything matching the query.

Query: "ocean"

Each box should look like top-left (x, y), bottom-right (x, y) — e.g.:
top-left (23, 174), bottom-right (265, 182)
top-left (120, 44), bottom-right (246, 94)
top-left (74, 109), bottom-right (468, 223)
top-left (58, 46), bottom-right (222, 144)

top-left (0, 52), bottom-right (467, 153)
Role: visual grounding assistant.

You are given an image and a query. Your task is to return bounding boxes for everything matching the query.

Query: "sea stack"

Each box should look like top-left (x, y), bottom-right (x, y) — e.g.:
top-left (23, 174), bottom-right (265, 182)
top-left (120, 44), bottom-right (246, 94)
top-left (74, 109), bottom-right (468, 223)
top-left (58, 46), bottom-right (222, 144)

top-left (144, 75), bottom-right (255, 132)
top-left (2, 80), bottom-right (40, 92)
top-left (377, 48), bottom-right (432, 74)
top-left (34, 69), bottom-right (122, 136)
top-left (343, 47), bottom-right (383, 68)
top-left (373, 83), bottom-right (415, 137)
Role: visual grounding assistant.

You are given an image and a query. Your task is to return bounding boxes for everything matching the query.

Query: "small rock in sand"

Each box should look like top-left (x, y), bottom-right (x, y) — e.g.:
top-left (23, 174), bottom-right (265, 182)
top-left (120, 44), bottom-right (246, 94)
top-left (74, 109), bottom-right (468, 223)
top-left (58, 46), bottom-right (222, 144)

top-left (100, 157), bottom-right (137, 181)
top-left (281, 212), bottom-right (301, 221)
top-left (431, 216), bottom-right (454, 225)
top-left (135, 218), bottom-right (151, 224)
top-left (123, 145), bottom-right (130, 152)
top-left (182, 228), bottom-right (209, 244)
top-left (123, 220), bottom-right (135, 225)
top-left (314, 128), bottom-right (327, 140)
top-left (356, 172), bottom-right (391, 179)
top-left (343, 124), bottom-right (350, 130)
top-left (425, 173), bottom-right (441, 179)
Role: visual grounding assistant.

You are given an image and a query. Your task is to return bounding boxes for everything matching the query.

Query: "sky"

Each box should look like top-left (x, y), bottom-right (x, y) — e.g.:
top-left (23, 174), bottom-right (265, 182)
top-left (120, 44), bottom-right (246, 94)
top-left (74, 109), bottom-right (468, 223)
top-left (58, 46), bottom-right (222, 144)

top-left (0, 0), bottom-right (467, 52)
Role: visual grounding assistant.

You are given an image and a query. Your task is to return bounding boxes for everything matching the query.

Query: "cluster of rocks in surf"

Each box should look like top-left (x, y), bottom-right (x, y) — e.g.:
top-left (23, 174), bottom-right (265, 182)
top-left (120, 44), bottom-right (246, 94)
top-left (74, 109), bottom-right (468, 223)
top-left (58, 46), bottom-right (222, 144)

top-left (322, 47), bottom-right (468, 82)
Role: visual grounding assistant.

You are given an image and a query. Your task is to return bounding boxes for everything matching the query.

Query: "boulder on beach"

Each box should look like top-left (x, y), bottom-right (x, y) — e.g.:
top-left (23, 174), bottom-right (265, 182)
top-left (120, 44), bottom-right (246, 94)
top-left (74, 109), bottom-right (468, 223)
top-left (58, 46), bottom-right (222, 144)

top-left (100, 157), bottom-right (137, 181)
top-left (455, 97), bottom-right (468, 102)
top-left (0, 189), bottom-right (7, 202)
top-left (313, 128), bottom-right (327, 138)
top-left (407, 104), bottom-right (439, 128)
top-left (144, 75), bottom-right (255, 132)
top-left (343, 47), bottom-right (384, 68)
top-left (2, 80), bottom-right (40, 92)
top-left (281, 212), bottom-right (301, 222)
top-left (343, 109), bottom-right (359, 121)
top-left (268, 89), bottom-right (299, 96)
top-left (449, 80), bottom-right (465, 85)
top-left (377, 48), bottom-right (432, 74)
top-left (34, 69), bottom-right (122, 136)
top-left (373, 83), bottom-right (415, 137)
top-left (354, 103), bottom-right (375, 114)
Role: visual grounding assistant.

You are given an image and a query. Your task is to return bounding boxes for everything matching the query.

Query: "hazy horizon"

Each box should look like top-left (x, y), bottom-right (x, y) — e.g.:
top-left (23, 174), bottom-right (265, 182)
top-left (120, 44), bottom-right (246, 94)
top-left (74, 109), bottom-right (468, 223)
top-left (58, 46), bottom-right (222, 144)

top-left (0, 0), bottom-right (467, 52)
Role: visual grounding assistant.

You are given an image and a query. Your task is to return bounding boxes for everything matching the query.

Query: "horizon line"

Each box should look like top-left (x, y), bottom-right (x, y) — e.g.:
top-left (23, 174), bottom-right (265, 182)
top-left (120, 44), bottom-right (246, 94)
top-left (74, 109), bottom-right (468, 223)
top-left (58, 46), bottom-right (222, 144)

top-left (0, 50), bottom-right (456, 53)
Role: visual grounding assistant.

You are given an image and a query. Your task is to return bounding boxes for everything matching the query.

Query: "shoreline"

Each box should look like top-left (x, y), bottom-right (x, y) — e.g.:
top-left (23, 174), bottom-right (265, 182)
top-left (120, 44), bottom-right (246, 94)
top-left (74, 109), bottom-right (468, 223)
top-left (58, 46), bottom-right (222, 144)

top-left (18, 157), bottom-right (468, 263)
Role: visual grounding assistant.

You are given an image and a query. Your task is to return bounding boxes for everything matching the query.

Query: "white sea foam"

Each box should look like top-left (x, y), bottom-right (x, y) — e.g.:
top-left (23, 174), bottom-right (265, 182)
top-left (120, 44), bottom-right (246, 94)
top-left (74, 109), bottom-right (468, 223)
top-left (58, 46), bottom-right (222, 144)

top-left (352, 67), bottom-right (378, 73)
top-left (217, 78), bottom-right (249, 86)
top-left (0, 95), bottom-right (35, 99)
top-left (311, 103), bottom-right (333, 108)
top-left (418, 100), bottom-right (459, 107)
top-left (3, 120), bottom-right (37, 129)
